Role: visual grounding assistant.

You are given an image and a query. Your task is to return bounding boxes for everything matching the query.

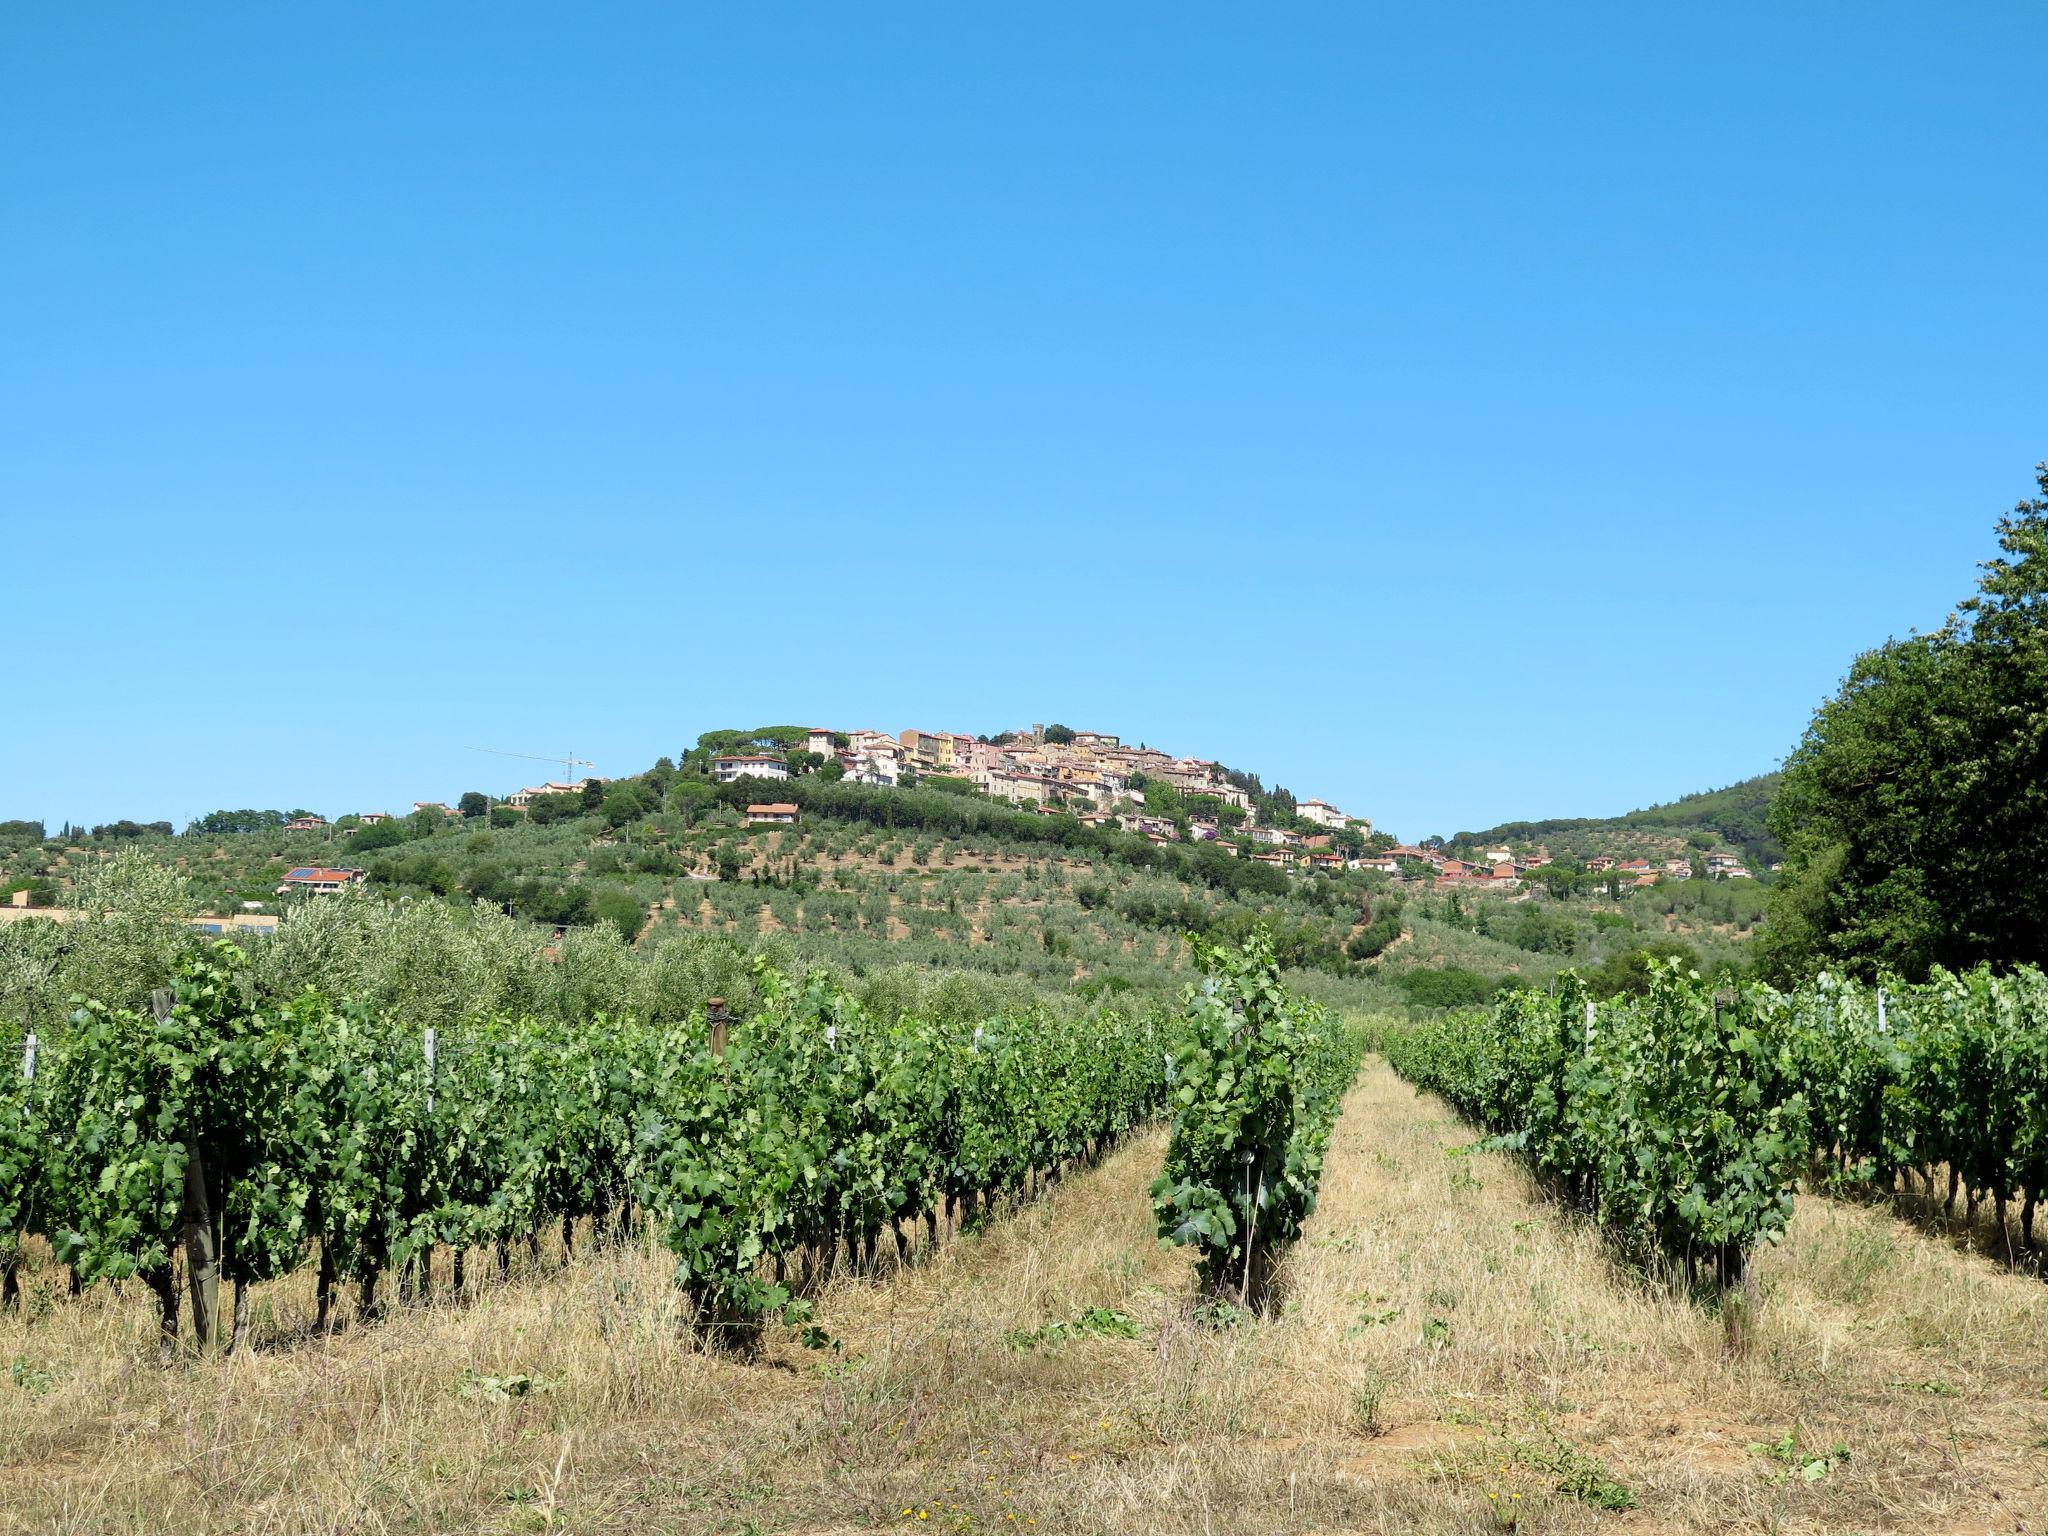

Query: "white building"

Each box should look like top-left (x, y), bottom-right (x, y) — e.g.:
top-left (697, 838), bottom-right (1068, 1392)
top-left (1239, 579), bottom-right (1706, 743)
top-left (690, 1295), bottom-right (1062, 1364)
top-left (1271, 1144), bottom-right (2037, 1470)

top-left (842, 747), bottom-right (900, 788)
top-left (713, 754), bottom-right (791, 784)
top-left (1297, 799), bottom-right (1348, 831)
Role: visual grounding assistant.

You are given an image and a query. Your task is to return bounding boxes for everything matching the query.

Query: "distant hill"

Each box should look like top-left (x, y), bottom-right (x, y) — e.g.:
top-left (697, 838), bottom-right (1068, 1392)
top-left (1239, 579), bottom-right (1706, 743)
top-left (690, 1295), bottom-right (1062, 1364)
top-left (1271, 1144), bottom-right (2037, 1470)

top-left (1449, 773), bottom-right (1782, 869)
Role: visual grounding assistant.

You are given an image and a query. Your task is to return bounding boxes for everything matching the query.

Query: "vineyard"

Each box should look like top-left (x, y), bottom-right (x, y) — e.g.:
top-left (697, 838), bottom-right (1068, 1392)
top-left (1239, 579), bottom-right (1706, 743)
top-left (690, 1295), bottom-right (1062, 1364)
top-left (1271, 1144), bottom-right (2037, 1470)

top-left (6, 923), bottom-right (2048, 1533)
top-left (1381, 959), bottom-right (2048, 1312)
top-left (0, 929), bottom-right (1361, 1356)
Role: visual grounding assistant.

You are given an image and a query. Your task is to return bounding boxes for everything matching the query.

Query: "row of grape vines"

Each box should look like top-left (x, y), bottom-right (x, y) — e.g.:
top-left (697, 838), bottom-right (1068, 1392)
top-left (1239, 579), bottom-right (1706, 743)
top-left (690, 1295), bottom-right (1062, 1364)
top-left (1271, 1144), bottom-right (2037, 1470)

top-left (0, 940), bottom-right (1166, 1349)
top-left (1381, 960), bottom-right (2048, 1298)
top-left (1779, 966), bottom-right (2048, 1245)
top-left (1382, 965), bottom-right (1805, 1297)
top-left (1151, 932), bottom-right (1365, 1309)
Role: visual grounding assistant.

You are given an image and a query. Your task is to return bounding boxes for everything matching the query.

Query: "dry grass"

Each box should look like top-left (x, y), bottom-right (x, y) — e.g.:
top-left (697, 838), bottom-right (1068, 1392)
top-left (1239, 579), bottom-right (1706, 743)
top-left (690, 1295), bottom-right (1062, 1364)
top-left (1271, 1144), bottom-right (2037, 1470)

top-left (3, 1061), bottom-right (2046, 1534)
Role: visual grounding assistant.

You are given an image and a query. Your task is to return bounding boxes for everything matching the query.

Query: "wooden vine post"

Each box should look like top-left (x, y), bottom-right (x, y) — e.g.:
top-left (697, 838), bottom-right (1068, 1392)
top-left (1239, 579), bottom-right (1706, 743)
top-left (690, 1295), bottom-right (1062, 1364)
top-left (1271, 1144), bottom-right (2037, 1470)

top-left (161, 987), bottom-right (221, 1355)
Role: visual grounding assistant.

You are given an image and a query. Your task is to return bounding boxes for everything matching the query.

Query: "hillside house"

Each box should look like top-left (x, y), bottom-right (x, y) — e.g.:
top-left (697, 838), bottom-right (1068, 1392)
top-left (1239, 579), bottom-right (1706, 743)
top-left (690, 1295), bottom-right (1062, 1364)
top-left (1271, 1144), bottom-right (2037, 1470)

top-left (1297, 799), bottom-right (1347, 830)
top-left (841, 748), bottom-right (900, 788)
top-left (356, 812), bottom-right (391, 825)
top-left (1587, 856), bottom-right (1618, 872)
top-left (1249, 826), bottom-right (1298, 848)
top-left (744, 803), bottom-right (799, 826)
top-left (283, 815), bottom-right (328, 832)
top-left (278, 866), bottom-right (365, 895)
top-left (986, 769), bottom-right (1065, 806)
top-left (504, 779), bottom-right (600, 809)
top-left (1386, 844), bottom-right (1442, 867)
top-left (713, 754), bottom-right (790, 784)
top-left (1117, 814), bottom-right (1178, 839)
top-left (899, 730), bottom-right (954, 771)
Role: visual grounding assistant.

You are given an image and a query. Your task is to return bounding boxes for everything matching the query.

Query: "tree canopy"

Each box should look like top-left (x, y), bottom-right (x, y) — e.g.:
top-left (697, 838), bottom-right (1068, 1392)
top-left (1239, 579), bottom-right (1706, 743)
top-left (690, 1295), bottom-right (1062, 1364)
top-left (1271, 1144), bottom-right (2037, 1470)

top-left (1762, 463), bottom-right (2048, 980)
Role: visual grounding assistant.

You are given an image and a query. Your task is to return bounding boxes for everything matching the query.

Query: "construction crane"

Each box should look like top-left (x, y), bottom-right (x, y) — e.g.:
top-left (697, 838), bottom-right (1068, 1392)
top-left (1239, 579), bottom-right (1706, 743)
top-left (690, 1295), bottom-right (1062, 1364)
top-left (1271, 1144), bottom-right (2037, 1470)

top-left (465, 746), bottom-right (598, 784)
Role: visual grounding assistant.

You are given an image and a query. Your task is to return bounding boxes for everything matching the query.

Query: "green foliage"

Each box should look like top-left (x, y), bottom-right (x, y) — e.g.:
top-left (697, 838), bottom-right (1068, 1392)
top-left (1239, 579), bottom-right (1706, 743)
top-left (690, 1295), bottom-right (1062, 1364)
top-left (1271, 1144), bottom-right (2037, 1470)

top-left (1766, 464), bottom-right (2048, 981)
top-left (186, 810), bottom-right (289, 836)
top-left (1455, 775), bottom-right (1783, 870)
top-left (1773, 967), bottom-right (2048, 1221)
top-left (1151, 932), bottom-right (1362, 1304)
top-left (1395, 966), bottom-right (1498, 1009)
top-left (89, 820), bottom-right (173, 840)
top-left (1003, 1307), bottom-right (1140, 1350)
top-left (346, 821), bottom-right (409, 854)
top-left (4, 937), bottom-right (1168, 1343)
top-left (1383, 963), bottom-right (1808, 1285)
top-left (1584, 938), bottom-right (1703, 998)
top-left (1345, 899), bottom-right (1403, 961)
top-left (591, 888), bottom-right (643, 944)
top-left (525, 793), bottom-right (585, 827)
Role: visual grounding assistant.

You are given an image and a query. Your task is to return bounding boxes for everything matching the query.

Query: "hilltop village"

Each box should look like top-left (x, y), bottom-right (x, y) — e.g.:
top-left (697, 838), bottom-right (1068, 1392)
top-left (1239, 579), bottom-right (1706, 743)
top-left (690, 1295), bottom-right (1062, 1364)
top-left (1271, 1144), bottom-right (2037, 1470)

top-left (696, 722), bottom-right (1403, 872)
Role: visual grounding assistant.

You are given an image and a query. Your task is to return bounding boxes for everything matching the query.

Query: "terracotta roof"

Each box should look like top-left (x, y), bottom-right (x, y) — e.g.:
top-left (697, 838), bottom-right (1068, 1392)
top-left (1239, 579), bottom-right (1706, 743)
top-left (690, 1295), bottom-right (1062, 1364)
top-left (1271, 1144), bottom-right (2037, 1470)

top-left (745, 803), bottom-right (799, 815)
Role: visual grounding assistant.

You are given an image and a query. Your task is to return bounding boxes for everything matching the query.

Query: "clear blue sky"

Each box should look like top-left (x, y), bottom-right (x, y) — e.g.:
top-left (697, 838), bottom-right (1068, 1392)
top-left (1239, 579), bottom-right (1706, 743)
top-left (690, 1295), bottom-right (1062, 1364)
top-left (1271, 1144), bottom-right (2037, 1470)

top-left (4, 5), bottom-right (2042, 841)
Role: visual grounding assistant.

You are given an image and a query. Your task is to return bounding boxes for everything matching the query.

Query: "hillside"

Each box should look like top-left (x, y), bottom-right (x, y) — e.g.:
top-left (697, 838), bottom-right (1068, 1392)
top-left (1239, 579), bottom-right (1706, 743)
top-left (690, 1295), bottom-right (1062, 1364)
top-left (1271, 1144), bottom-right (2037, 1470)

top-left (3, 759), bottom-right (1772, 1036)
top-left (1448, 772), bottom-right (1782, 869)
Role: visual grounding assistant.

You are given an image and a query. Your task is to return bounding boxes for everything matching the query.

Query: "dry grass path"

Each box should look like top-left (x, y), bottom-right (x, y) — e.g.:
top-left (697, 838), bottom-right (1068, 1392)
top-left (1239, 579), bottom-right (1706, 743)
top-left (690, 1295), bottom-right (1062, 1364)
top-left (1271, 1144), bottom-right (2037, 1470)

top-left (3, 1060), bottom-right (2047, 1534)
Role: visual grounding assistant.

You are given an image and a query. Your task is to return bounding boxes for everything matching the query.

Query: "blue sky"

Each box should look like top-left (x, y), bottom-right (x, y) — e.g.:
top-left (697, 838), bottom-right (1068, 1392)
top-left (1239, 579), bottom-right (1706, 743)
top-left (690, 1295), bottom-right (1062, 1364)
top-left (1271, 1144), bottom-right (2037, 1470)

top-left (3, 4), bottom-right (2042, 841)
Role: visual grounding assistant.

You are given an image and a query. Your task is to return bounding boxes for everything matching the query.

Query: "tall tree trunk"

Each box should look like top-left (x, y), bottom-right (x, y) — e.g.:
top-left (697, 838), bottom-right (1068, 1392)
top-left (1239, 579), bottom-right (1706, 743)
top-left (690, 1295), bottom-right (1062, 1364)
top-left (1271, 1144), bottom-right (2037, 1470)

top-left (497, 1234), bottom-right (511, 1282)
top-left (451, 1247), bottom-right (466, 1298)
top-left (0, 1240), bottom-right (19, 1311)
